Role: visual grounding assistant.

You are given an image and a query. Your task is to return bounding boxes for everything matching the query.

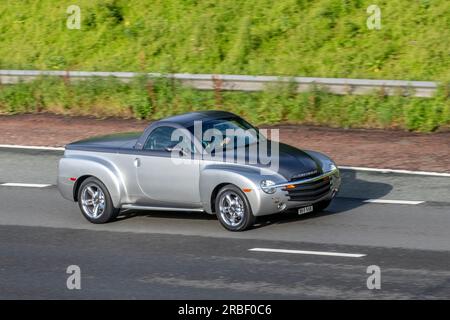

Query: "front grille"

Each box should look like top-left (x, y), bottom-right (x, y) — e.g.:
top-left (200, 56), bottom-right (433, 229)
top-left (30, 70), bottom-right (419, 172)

top-left (284, 176), bottom-right (331, 202)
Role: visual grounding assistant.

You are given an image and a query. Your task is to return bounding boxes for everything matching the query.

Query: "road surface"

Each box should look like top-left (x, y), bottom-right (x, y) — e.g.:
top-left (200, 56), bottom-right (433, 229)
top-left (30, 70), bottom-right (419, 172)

top-left (0, 148), bottom-right (449, 299)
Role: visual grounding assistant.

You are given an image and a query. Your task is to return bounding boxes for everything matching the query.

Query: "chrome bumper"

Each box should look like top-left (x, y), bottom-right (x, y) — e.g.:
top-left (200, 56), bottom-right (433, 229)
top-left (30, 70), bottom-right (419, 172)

top-left (251, 168), bottom-right (340, 216)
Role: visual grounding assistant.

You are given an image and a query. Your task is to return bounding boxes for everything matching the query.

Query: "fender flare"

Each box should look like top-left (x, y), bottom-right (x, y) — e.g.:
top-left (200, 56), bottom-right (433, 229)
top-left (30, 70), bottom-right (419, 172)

top-left (58, 155), bottom-right (127, 208)
top-left (199, 164), bottom-right (284, 214)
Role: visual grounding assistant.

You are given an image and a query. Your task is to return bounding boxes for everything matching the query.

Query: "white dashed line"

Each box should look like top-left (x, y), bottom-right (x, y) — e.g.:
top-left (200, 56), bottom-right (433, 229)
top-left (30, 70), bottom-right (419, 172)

top-left (0, 183), bottom-right (52, 188)
top-left (0, 144), bottom-right (64, 151)
top-left (339, 166), bottom-right (450, 177)
top-left (249, 248), bottom-right (366, 258)
top-left (0, 182), bottom-right (427, 205)
top-left (1, 145), bottom-right (449, 177)
top-left (363, 199), bottom-right (424, 205)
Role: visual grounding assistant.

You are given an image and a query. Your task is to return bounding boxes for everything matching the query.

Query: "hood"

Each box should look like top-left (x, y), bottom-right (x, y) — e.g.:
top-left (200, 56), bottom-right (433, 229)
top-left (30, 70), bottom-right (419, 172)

top-left (275, 142), bottom-right (322, 180)
top-left (213, 141), bottom-right (322, 180)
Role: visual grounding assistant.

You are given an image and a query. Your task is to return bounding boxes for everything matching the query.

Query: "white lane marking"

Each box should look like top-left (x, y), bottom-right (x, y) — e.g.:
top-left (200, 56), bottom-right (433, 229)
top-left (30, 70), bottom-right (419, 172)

top-left (0, 181), bottom-right (427, 205)
top-left (0, 182), bottom-right (427, 205)
top-left (249, 248), bottom-right (366, 258)
top-left (0, 183), bottom-right (52, 188)
top-left (0, 144), bottom-right (64, 151)
top-left (363, 199), bottom-right (424, 205)
top-left (339, 166), bottom-right (450, 177)
top-left (0, 144), bottom-right (448, 177)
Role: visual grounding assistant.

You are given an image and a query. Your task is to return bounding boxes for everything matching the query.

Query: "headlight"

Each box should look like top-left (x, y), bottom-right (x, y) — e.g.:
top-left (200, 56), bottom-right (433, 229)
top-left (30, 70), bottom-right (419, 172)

top-left (260, 180), bottom-right (276, 194)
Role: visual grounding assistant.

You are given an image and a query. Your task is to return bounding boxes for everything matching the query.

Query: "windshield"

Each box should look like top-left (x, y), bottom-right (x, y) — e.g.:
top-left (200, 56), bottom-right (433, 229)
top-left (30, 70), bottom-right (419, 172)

top-left (188, 116), bottom-right (264, 152)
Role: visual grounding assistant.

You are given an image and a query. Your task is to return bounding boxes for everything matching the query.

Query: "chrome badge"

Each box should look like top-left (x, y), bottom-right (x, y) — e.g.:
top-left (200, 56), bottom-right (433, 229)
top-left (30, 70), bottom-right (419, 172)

top-left (291, 170), bottom-right (318, 180)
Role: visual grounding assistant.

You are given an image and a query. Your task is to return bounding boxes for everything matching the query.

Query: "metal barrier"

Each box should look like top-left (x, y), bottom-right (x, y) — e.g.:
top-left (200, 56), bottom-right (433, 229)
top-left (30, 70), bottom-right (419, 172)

top-left (0, 69), bottom-right (438, 97)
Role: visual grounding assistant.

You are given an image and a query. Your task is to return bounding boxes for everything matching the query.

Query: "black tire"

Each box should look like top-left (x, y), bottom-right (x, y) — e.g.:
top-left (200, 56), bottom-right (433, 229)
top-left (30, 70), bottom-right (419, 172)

top-left (77, 177), bottom-right (120, 224)
top-left (215, 184), bottom-right (255, 231)
top-left (314, 199), bottom-right (332, 212)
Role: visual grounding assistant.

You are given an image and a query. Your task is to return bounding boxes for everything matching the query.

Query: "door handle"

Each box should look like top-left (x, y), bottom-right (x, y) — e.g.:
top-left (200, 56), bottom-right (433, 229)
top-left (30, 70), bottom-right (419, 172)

top-left (134, 158), bottom-right (141, 167)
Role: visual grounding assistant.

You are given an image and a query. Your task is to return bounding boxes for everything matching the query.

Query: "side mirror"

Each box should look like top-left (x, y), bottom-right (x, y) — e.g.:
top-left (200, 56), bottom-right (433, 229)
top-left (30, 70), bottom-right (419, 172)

top-left (165, 146), bottom-right (188, 157)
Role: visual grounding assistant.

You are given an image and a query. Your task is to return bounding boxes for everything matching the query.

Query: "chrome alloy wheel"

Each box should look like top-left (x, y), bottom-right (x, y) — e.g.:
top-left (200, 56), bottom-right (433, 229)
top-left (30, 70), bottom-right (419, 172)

top-left (219, 191), bottom-right (245, 227)
top-left (80, 183), bottom-right (106, 219)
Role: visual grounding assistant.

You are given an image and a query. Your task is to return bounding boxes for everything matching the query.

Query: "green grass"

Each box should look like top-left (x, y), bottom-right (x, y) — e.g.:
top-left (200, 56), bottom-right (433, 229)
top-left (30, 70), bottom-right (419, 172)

top-left (0, 77), bottom-right (448, 132)
top-left (0, 0), bottom-right (448, 81)
top-left (0, 0), bottom-right (448, 131)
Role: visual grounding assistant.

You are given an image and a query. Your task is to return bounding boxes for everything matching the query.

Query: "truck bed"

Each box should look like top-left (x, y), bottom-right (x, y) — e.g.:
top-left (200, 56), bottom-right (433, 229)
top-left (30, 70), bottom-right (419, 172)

top-left (65, 132), bottom-right (142, 152)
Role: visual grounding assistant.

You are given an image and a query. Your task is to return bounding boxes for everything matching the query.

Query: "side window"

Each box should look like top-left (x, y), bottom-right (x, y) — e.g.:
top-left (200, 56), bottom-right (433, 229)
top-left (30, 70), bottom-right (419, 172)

top-left (143, 126), bottom-right (177, 151)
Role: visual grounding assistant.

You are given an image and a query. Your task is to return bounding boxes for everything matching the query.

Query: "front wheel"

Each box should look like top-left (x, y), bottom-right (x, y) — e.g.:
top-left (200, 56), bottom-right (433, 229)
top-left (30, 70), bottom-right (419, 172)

top-left (215, 185), bottom-right (255, 231)
top-left (77, 177), bottom-right (120, 224)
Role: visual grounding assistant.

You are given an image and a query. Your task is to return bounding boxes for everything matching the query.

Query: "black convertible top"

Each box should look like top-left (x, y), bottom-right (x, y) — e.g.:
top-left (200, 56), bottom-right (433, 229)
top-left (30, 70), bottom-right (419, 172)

top-left (66, 110), bottom-right (242, 152)
top-left (161, 110), bottom-right (238, 127)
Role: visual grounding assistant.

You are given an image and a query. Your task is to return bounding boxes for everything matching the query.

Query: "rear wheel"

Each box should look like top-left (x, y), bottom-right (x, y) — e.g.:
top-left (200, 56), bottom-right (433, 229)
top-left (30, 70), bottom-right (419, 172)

top-left (77, 177), bottom-right (120, 224)
top-left (215, 185), bottom-right (255, 231)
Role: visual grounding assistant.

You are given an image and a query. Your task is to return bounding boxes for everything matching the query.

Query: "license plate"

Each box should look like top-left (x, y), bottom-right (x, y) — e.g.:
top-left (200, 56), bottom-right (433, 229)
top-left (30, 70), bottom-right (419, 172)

top-left (298, 205), bottom-right (314, 215)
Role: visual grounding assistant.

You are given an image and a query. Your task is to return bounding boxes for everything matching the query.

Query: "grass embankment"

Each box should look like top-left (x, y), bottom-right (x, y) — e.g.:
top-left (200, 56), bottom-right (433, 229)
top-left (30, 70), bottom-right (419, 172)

top-left (1, 0), bottom-right (449, 80)
top-left (0, 0), bottom-right (448, 131)
top-left (0, 76), bottom-right (448, 132)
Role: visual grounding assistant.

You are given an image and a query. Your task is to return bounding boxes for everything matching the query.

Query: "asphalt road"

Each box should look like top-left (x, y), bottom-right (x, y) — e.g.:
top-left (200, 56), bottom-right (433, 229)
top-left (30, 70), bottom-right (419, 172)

top-left (0, 148), bottom-right (449, 299)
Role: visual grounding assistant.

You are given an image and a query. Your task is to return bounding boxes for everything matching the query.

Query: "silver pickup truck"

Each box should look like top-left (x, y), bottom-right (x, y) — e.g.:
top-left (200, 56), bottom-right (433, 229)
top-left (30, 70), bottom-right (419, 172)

top-left (58, 110), bottom-right (340, 231)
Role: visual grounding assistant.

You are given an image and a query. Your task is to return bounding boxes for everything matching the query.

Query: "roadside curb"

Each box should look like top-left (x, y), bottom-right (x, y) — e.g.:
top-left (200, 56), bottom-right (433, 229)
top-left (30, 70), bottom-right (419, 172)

top-left (0, 144), bottom-right (65, 151)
